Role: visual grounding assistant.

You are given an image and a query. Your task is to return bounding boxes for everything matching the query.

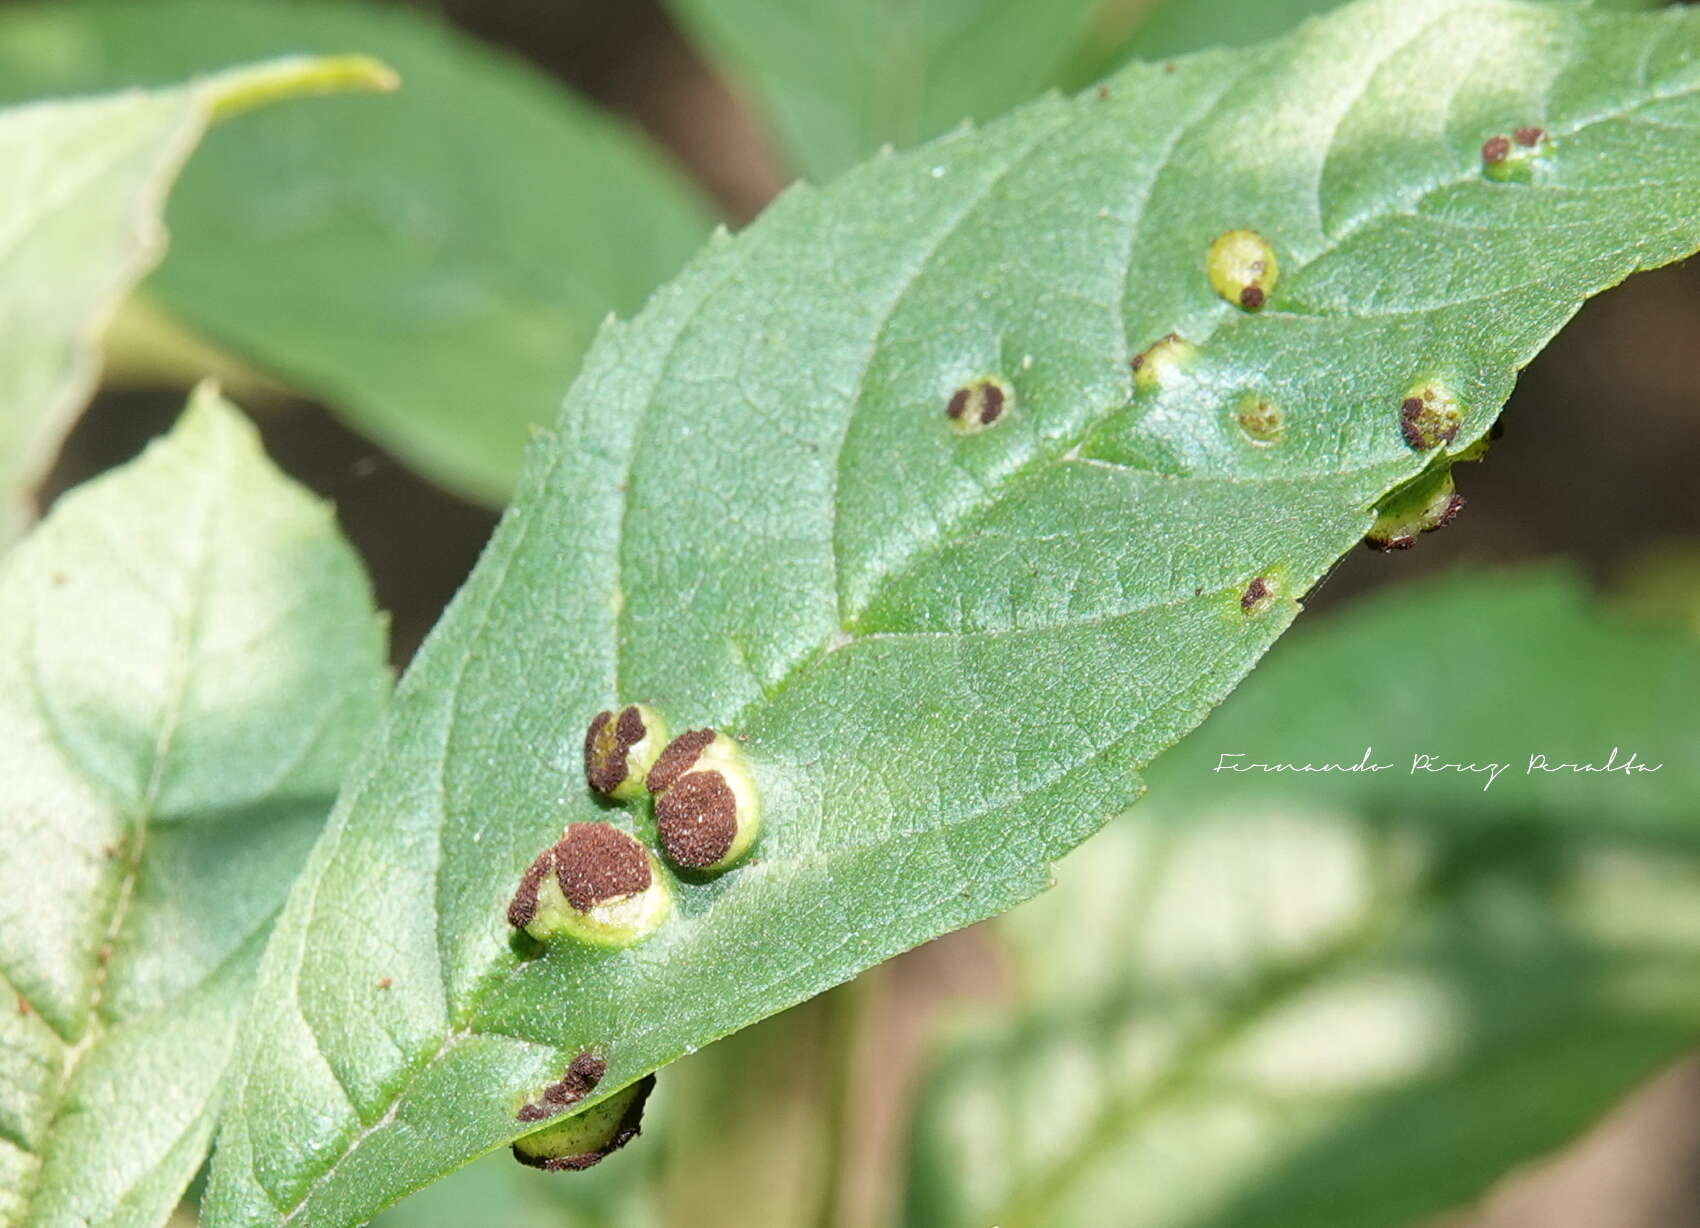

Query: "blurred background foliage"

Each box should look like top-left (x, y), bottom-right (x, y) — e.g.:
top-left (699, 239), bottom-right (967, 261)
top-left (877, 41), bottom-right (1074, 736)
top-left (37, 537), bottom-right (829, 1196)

top-left (3, 0), bottom-right (1698, 1224)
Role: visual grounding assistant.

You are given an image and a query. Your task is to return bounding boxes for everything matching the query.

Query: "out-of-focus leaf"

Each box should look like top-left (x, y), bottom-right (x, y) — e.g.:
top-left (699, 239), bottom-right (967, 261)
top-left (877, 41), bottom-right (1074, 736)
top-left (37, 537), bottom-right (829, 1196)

top-left (0, 388), bottom-right (388, 1228)
top-left (1069, 0), bottom-right (1663, 84)
top-left (0, 0), bottom-right (717, 505)
top-left (200, 3), bottom-right (1700, 1222)
top-left (905, 569), bottom-right (1700, 1228)
top-left (667, 0), bottom-right (1102, 181)
top-left (0, 49), bottom-right (390, 549)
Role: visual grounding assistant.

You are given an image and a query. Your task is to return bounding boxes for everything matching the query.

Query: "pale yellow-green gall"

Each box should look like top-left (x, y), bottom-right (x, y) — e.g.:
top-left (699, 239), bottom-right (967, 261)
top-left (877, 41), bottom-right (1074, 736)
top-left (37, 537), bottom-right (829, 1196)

top-left (1366, 465), bottom-right (1467, 551)
top-left (647, 728), bottom-right (761, 874)
top-left (946, 377), bottom-right (1012, 434)
top-left (506, 822), bottom-right (671, 948)
top-left (583, 704), bottom-right (668, 800)
top-left (1131, 333), bottom-right (1197, 393)
top-left (512, 1074), bottom-right (656, 1171)
top-left (1235, 394), bottom-right (1284, 444)
top-left (1481, 127), bottom-right (1551, 183)
top-left (1206, 228), bottom-right (1278, 311)
top-left (1399, 380), bottom-right (1463, 451)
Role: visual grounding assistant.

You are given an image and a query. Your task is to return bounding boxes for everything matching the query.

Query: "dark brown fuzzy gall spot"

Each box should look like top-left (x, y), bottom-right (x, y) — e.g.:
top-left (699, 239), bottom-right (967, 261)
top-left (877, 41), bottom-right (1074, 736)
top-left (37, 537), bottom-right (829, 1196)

top-left (1366, 533), bottom-right (1417, 552)
top-left (647, 728), bottom-right (716, 794)
top-left (517, 1052), bottom-right (607, 1122)
top-left (1514, 126), bottom-right (1545, 147)
top-left (584, 706), bottom-right (649, 795)
top-left (979, 383), bottom-right (1006, 425)
top-left (1481, 135), bottom-right (1511, 165)
top-left (554, 823), bottom-right (651, 912)
top-left (507, 848), bottom-right (555, 929)
top-left (655, 771), bottom-right (739, 869)
top-left (946, 388), bottom-right (970, 420)
top-left (1239, 284), bottom-right (1265, 310)
top-left (1240, 577), bottom-right (1271, 612)
top-left (1434, 493), bottom-right (1467, 529)
top-left (513, 1074), bottom-right (655, 1171)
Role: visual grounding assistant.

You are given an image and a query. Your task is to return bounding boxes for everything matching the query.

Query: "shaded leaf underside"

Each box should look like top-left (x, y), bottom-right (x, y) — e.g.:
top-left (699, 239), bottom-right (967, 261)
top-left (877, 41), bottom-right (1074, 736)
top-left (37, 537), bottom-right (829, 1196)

top-left (206, 3), bottom-right (1700, 1224)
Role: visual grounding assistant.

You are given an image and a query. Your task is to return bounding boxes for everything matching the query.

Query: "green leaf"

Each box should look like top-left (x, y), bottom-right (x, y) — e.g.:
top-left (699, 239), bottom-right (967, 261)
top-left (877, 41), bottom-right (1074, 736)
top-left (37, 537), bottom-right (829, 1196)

top-left (0, 51), bottom-right (392, 550)
top-left (203, 2), bottom-right (1700, 1222)
top-left (905, 568), bottom-right (1700, 1228)
top-left (667, 0), bottom-right (1102, 181)
top-left (0, 388), bottom-right (388, 1228)
top-left (1073, 0), bottom-right (1664, 79)
top-left (0, 0), bottom-right (717, 505)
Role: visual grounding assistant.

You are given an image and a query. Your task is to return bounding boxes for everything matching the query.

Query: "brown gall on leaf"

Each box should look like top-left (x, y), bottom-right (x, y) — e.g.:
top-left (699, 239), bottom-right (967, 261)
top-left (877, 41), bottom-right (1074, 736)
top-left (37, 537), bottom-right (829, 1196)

top-left (513, 1074), bottom-right (656, 1172)
top-left (646, 727), bottom-right (716, 794)
top-left (1481, 134), bottom-right (1512, 165)
top-left (648, 729), bottom-right (762, 873)
top-left (376, 977), bottom-right (392, 990)
top-left (552, 822), bottom-right (651, 912)
top-left (516, 1051), bottom-right (607, 1124)
top-left (655, 770), bottom-right (740, 869)
top-left (1399, 382), bottom-right (1463, 451)
top-left (1240, 576), bottom-right (1273, 613)
top-left (1514, 126), bottom-right (1546, 147)
top-left (945, 378), bottom-right (1012, 434)
top-left (507, 822), bottom-right (671, 947)
top-left (583, 703), bottom-right (667, 800)
top-left (1483, 128), bottom-right (1550, 182)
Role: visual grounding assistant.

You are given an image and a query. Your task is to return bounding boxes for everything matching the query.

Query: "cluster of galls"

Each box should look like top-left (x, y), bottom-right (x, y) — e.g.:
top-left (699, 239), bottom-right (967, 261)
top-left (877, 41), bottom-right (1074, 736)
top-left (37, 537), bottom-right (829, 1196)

top-left (504, 707), bottom-right (760, 1171)
top-left (507, 705), bottom-right (761, 951)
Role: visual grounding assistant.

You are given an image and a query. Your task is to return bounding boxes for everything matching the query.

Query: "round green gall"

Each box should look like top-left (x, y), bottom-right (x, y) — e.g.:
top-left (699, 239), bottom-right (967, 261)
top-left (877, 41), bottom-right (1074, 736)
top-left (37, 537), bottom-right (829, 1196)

top-left (506, 822), bottom-right (670, 948)
top-left (583, 704), bottom-right (668, 800)
top-left (1399, 381), bottom-right (1463, 451)
top-left (512, 1074), bottom-right (656, 1172)
top-left (1131, 333), bottom-right (1197, 393)
top-left (1235, 394), bottom-right (1283, 444)
top-left (1481, 126), bottom-right (1550, 183)
top-left (647, 729), bottom-right (761, 873)
top-left (946, 377), bottom-right (1012, 434)
top-left (1206, 228), bottom-right (1278, 311)
top-left (1365, 465), bottom-right (1467, 551)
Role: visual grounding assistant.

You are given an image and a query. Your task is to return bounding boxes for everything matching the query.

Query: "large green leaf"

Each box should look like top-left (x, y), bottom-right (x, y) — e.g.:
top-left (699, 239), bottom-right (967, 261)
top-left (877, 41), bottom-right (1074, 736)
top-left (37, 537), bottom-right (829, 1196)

top-left (0, 388), bottom-right (388, 1228)
top-left (203, 2), bottom-right (1700, 1222)
top-left (0, 0), bottom-right (716, 505)
top-left (667, 0), bottom-right (1102, 181)
top-left (0, 52), bottom-right (390, 549)
top-left (905, 568), bottom-right (1700, 1227)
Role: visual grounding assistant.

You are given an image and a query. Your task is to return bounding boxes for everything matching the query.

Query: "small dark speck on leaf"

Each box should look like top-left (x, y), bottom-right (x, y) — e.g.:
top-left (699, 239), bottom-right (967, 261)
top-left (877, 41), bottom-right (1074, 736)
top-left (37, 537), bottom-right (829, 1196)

top-left (376, 978), bottom-right (392, 990)
top-left (17, 997), bottom-right (29, 1017)
top-left (1241, 577), bottom-right (1271, 612)
top-left (1514, 126), bottom-right (1545, 147)
top-left (1095, 84), bottom-right (1110, 100)
top-left (1481, 135), bottom-right (1512, 165)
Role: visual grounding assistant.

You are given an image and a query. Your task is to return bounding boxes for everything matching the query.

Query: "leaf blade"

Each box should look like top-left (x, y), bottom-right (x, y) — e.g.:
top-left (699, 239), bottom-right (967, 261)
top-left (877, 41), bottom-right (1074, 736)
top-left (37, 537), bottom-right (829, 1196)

top-left (205, 3), bottom-right (1700, 1222)
top-left (0, 388), bottom-right (388, 1228)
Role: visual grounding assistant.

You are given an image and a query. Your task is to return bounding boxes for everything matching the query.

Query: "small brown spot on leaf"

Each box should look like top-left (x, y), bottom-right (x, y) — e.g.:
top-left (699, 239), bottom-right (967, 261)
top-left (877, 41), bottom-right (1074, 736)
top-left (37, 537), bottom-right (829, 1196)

top-left (1481, 135), bottom-right (1511, 165)
top-left (1095, 84), bottom-right (1110, 100)
top-left (507, 847), bottom-right (554, 929)
top-left (655, 771), bottom-right (739, 869)
top-left (1400, 385), bottom-right (1462, 451)
top-left (516, 1051), bottom-right (608, 1123)
top-left (17, 997), bottom-right (29, 1017)
top-left (1514, 126), bottom-right (1545, 147)
top-left (376, 977), bottom-right (392, 990)
top-left (1240, 577), bottom-right (1272, 612)
top-left (1239, 285), bottom-right (1265, 310)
